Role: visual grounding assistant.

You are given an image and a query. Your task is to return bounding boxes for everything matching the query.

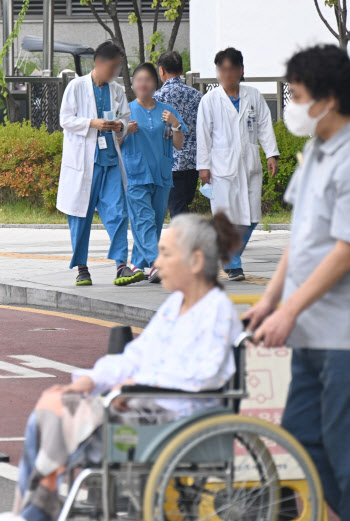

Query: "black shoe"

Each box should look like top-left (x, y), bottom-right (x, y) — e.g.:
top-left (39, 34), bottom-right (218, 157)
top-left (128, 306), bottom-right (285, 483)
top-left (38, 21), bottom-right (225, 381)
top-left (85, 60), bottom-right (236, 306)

top-left (114, 265), bottom-right (144, 286)
top-left (76, 267), bottom-right (92, 286)
top-left (227, 268), bottom-right (245, 281)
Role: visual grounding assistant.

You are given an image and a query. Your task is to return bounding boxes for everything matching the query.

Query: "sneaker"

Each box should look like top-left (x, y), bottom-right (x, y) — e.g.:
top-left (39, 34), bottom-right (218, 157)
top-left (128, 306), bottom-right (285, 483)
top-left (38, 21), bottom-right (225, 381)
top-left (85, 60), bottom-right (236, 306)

top-left (114, 265), bottom-right (144, 286)
top-left (227, 268), bottom-right (245, 281)
top-left (76, 267), bottom-right (92, 286)
top-left (149, 266), bottom-right (161, 284)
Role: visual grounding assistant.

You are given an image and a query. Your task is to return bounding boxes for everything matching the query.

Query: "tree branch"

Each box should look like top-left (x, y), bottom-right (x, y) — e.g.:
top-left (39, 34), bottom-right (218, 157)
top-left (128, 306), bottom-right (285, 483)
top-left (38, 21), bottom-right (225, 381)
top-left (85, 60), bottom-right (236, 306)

top-left (88, 2), bottom-right (115, 38)
top-left (167, 0), bottom-right (188, 51)
top-left (131, 0), bottom-right (145, 62)
top-left (313, 0), bottom-right (339, 39)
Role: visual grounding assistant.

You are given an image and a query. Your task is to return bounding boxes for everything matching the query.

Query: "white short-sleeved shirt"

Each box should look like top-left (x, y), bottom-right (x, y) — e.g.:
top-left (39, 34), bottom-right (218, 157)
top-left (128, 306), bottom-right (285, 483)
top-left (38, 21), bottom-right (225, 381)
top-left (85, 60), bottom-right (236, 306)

top-left (73, 287), bottom-right (242, 418)
top-left (282, 122), bottom-right (350, 349)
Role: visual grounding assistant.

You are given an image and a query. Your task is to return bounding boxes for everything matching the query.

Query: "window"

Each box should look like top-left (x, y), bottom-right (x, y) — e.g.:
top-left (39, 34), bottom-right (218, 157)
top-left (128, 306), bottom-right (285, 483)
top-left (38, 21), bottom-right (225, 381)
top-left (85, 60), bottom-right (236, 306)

top-left (10, 0), bottom-right (189, 18)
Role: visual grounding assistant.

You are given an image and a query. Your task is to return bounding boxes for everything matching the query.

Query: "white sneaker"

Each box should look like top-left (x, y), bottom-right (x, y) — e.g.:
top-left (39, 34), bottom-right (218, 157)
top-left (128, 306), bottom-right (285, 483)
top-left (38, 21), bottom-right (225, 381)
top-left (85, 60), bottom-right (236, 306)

top-left (0, 513), bottom-right (25, 521)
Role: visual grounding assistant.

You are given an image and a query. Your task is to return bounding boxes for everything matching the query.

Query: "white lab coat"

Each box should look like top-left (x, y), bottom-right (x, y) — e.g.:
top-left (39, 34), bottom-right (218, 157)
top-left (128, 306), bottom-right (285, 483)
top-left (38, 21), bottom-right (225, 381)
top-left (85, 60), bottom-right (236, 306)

top-left (56, 72), bottom-right (131, 218)
top-left (197, 84), bottom-right (279, 226)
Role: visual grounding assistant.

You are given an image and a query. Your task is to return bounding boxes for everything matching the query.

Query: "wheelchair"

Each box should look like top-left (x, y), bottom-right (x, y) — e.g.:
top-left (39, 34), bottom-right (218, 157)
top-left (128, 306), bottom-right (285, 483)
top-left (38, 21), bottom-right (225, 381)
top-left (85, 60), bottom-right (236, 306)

top-left (58, 326), bottom-right (324, 521)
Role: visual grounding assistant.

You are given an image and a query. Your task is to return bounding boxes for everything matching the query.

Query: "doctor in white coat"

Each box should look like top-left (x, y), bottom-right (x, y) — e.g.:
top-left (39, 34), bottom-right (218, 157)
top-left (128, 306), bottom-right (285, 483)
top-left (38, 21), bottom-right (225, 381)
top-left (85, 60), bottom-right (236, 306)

top-left (57, 41), bottom-right (143, 287)
top-left (197, 48), bottom-right (279, 281)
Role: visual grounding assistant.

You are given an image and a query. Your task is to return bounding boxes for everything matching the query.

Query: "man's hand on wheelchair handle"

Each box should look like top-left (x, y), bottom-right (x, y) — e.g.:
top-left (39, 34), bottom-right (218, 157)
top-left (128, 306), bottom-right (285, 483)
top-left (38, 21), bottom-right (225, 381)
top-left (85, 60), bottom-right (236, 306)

top-left (253, 306), bottom-right (296, 347)
top-left (243, 296), bottom-right (276, 331)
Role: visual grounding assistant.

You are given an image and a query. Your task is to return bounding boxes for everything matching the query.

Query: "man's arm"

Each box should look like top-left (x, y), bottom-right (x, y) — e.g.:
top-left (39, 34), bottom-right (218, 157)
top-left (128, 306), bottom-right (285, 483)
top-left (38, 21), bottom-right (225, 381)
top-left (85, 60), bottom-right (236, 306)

top-left (254, 240), bottom-right (350, 346)
top-left (257, 92), bottom-right (279, 177)
top-left (244, 244), bottom-right (290, 330)
top-left (60, 81), bottom-right (92, 137)
top-left (196, 97), bottom-right (213, 184)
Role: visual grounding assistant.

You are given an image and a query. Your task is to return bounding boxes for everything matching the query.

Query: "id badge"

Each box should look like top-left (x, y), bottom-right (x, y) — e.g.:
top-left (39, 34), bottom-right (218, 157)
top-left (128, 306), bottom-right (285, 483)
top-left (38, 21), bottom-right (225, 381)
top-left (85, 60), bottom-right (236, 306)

top-left (98, 136), bottom-right (108, 149)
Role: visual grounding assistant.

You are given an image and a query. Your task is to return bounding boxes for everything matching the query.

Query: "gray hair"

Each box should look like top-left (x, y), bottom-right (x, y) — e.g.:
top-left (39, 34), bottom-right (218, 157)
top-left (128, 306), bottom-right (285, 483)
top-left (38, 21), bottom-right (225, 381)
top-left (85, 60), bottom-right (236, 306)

top-left (169, 214), bottom-right (220, 283)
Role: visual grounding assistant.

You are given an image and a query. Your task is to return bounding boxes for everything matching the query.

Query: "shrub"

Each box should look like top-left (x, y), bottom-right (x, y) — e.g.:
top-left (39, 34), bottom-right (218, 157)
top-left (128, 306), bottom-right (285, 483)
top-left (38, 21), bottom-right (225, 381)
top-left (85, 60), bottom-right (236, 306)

top-left (260, 120), bottom-right (307, 213)
top-left (191, 120), bottom-right (307, 216)
top-left (0, 121), bottom-right (63, 211)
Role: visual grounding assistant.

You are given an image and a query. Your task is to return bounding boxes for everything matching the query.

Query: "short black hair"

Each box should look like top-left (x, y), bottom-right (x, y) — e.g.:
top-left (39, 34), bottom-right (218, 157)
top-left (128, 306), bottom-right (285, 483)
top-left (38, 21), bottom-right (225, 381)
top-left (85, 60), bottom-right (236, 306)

top-left (94, 40), bottom-right (124, 61)
top-left (214, 47), bottom-right (244, 81)
top-left (133, 62), bottom-right (159, 89)
top-left (158, 51), bottom-right (183, 75)
top-left (286, 44), bottom-right (350, 115)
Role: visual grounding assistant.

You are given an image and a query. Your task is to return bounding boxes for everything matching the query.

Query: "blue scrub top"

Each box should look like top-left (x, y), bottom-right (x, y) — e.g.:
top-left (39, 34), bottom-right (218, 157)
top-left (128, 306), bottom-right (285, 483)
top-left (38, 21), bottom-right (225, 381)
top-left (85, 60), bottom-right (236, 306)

top-left (121, 100), bottom-right (187, 188)
top-left (93, 82), bottom-right (118, 166)
top-left (229, 95), bottom-right (240, 112)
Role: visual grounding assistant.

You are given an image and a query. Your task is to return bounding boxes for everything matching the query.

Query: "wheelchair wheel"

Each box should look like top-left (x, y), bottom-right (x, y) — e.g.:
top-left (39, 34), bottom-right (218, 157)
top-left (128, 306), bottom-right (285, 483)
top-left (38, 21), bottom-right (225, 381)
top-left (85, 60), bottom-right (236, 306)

top-left (143, 414), bottom-right (323, 521)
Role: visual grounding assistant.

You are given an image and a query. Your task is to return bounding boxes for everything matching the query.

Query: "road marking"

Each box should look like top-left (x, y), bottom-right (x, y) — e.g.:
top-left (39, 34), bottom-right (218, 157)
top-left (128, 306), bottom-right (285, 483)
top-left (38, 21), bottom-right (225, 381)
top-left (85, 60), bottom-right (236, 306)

top-left (9, 355), bottom-right (79, 374)
top-left (0, 252), bottom-right (113, 263)
top-left (0, 438), bottom-right (25, 442)
top-left (0, 361), bottom-right (55, 379)
top-left (0, 462), bottom-right (18, 481)
top-left (0, 305), bottom-right (143, 334)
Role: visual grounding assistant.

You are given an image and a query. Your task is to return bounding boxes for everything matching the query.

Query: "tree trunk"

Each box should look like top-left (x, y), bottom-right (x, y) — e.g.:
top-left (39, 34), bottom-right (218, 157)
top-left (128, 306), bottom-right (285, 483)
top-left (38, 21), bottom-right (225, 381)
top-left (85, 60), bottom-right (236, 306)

top-left (131, 0), bottom-right (145, 63)
top-left (167, 0), bottom-right (188, 50)
top-left (150, 0), bottom-right (161, 53)
top-left (3, 91), bottom-right (21, 123)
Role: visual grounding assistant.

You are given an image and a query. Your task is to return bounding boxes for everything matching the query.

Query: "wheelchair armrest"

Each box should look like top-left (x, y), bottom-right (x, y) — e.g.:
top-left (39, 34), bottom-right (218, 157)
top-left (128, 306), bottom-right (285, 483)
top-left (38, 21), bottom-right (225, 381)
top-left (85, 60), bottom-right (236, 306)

top-left (121, 384), bottom-right (224, 394)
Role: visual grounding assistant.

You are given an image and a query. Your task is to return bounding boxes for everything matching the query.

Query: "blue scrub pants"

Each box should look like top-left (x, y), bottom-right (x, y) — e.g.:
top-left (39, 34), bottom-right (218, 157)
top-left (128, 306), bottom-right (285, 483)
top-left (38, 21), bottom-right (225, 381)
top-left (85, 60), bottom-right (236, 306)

top-left (67, 164), bottom-right (128, 269)
top-left (282, 348), bottom-right (350, 519)
top-left (225, 222), bottom-right (258, 270)
top-left (126, 183), bottom-right (170, 269)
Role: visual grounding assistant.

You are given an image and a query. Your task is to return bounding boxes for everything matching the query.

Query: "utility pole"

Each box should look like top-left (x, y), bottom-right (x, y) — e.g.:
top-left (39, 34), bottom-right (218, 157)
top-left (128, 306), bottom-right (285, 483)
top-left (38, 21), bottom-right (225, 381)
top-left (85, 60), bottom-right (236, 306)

top-left (2, 0), bottom-right (14, 77)
top-left (43, 0), bottom-right (54, 76)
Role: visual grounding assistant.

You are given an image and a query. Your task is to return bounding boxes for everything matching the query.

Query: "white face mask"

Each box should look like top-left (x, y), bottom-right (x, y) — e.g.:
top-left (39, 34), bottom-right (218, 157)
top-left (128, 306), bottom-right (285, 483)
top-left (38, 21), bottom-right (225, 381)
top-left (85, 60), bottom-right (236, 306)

top-left (284, 100), bottom-right (329, 137)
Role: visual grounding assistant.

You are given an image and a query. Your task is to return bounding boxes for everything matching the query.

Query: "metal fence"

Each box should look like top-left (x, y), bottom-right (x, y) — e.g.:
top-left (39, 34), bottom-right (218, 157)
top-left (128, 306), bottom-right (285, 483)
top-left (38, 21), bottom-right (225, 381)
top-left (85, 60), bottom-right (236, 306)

top-left (2, 72), bottom-right (291, 130)
top-left (185, 73), bottom-right (291, 121)
top-left (3, 72), bottom-right (75, 132)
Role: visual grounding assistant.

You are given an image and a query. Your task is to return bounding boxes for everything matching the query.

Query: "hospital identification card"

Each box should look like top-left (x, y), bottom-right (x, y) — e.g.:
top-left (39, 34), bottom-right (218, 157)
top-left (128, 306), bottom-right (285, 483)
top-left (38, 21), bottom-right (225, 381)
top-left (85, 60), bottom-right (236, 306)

top-left (98, 136), bottom-right (108, 149)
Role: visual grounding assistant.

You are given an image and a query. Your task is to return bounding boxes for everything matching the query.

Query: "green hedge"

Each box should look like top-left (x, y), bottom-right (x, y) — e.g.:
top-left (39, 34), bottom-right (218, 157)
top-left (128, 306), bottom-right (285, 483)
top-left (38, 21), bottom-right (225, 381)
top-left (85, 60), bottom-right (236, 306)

top-left (191, 120), bottom-right (308, 215)
top-left (0, 121), bottom-right (62, 211)
top-left (0, 120), bottom-right (307, 215)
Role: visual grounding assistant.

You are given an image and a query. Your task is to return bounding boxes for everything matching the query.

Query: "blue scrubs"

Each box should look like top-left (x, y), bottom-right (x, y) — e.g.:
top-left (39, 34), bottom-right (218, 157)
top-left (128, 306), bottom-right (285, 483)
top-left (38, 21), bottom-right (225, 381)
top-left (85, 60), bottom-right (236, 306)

top-left (122, 100), bottom-right (187, 269)
top-left (67, 81), bottom-right (128, 269)
top-left (228, 95), bottom-right (240, 112)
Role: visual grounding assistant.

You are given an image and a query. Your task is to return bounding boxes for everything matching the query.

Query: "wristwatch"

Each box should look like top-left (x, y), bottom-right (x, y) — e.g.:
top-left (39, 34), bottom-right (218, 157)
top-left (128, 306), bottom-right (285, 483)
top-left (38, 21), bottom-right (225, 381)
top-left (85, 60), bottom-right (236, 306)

top-left (172, 123), bottom-right (182, 132)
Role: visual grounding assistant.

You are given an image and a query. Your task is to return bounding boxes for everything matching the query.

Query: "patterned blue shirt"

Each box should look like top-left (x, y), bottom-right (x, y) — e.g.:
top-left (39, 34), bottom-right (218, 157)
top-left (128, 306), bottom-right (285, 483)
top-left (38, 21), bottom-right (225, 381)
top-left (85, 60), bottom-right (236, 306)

top-left (154, 77), bottom-right (202, 171)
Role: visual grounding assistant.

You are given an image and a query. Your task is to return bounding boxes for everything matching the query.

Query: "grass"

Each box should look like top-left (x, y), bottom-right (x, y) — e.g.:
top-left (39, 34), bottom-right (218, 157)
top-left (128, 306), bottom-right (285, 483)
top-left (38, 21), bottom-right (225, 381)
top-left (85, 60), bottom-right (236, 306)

top-left (0, 200), bottom-right (102, 224)
top-left (0, 200), bottom-right (291, 225)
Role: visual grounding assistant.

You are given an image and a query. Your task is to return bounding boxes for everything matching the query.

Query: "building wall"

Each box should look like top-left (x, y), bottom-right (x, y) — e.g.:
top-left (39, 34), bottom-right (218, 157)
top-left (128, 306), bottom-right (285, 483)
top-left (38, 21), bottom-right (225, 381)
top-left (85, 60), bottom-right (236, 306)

top-left (190, 0), bottom-right (342, 86)
top-left (0, 18), bottom-right (189, 68)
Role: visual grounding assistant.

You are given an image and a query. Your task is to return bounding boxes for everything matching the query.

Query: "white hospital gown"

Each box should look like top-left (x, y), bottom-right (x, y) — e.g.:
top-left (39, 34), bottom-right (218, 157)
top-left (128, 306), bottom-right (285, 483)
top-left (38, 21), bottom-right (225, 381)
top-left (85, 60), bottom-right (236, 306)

top-left (72, 287), bottom-right (242, 418)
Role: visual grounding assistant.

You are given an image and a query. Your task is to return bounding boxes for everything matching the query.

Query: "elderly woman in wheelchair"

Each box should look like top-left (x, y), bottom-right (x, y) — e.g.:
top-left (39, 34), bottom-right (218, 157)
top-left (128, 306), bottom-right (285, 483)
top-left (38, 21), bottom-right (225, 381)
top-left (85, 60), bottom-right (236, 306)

top-left (7, 213), bottom-right (325, 521)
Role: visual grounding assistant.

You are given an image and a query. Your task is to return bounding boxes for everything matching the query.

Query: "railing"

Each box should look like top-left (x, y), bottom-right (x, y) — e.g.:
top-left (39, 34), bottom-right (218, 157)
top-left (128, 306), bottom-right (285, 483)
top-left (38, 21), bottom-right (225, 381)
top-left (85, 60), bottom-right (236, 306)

top-left (2, 72), bottom-right (75, 132)
top-left (185, 72), bottom-right (291, 121)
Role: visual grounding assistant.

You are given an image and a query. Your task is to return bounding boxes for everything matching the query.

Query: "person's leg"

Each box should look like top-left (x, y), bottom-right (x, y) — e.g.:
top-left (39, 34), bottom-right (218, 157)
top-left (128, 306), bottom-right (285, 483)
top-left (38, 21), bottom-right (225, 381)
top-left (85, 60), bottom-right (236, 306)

top-left (168, 171), bottom-right (187, 218)
top-left (319, 349), bottom-right (350, 519)
top-left (67, 164), bottom-right (101, 270)
top-left (282, 348), bottom-right (341, 514)
top-left (153, 185), bottom-right (171, 240)
top-left (184, 169), bottom-right (199, 208)
top-left (96, 165), bottom-right (129, 267)
top-left (126, 184), bottom-right (159, 269)
top-left (225, 222), bottom-right (258, 273)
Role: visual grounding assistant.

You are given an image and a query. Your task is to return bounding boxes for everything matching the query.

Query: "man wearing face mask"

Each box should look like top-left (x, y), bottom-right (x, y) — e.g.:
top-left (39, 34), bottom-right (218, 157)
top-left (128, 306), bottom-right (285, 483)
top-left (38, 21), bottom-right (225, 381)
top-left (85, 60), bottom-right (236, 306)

top-left (244, 45), bottom-right (350, 520)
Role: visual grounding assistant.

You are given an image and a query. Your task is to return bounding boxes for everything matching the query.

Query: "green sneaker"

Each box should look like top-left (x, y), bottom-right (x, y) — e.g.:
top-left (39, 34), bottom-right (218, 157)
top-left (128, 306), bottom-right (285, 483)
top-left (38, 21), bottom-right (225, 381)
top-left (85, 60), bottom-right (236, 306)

top-left (114, 265), bottom-right (145, 286)
top-left (76, 268), bottom-right (92, 286)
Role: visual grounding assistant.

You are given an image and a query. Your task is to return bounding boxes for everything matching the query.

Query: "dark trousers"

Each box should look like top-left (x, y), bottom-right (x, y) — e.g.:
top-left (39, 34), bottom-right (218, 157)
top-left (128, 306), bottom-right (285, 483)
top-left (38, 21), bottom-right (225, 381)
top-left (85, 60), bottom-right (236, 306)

top-left (168, 169), bottom-right (199, 218)
top-left (281, 348), bottom-right (350, 520)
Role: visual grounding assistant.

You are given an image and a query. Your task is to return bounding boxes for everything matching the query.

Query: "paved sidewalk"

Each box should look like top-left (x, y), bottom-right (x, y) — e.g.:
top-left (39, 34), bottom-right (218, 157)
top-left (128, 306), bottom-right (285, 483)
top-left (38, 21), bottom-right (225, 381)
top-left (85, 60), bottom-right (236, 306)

top-left (0, 227), bottom-right (290, 326)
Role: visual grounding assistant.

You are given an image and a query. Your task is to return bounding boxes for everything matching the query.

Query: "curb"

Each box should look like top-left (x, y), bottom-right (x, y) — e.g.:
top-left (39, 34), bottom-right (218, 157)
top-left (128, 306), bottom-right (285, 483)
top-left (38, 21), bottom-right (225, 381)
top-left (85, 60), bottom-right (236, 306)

top-left (0, 280), bottom-right (156, 328)
top-left (0, 223), bottom-right (292, 231)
